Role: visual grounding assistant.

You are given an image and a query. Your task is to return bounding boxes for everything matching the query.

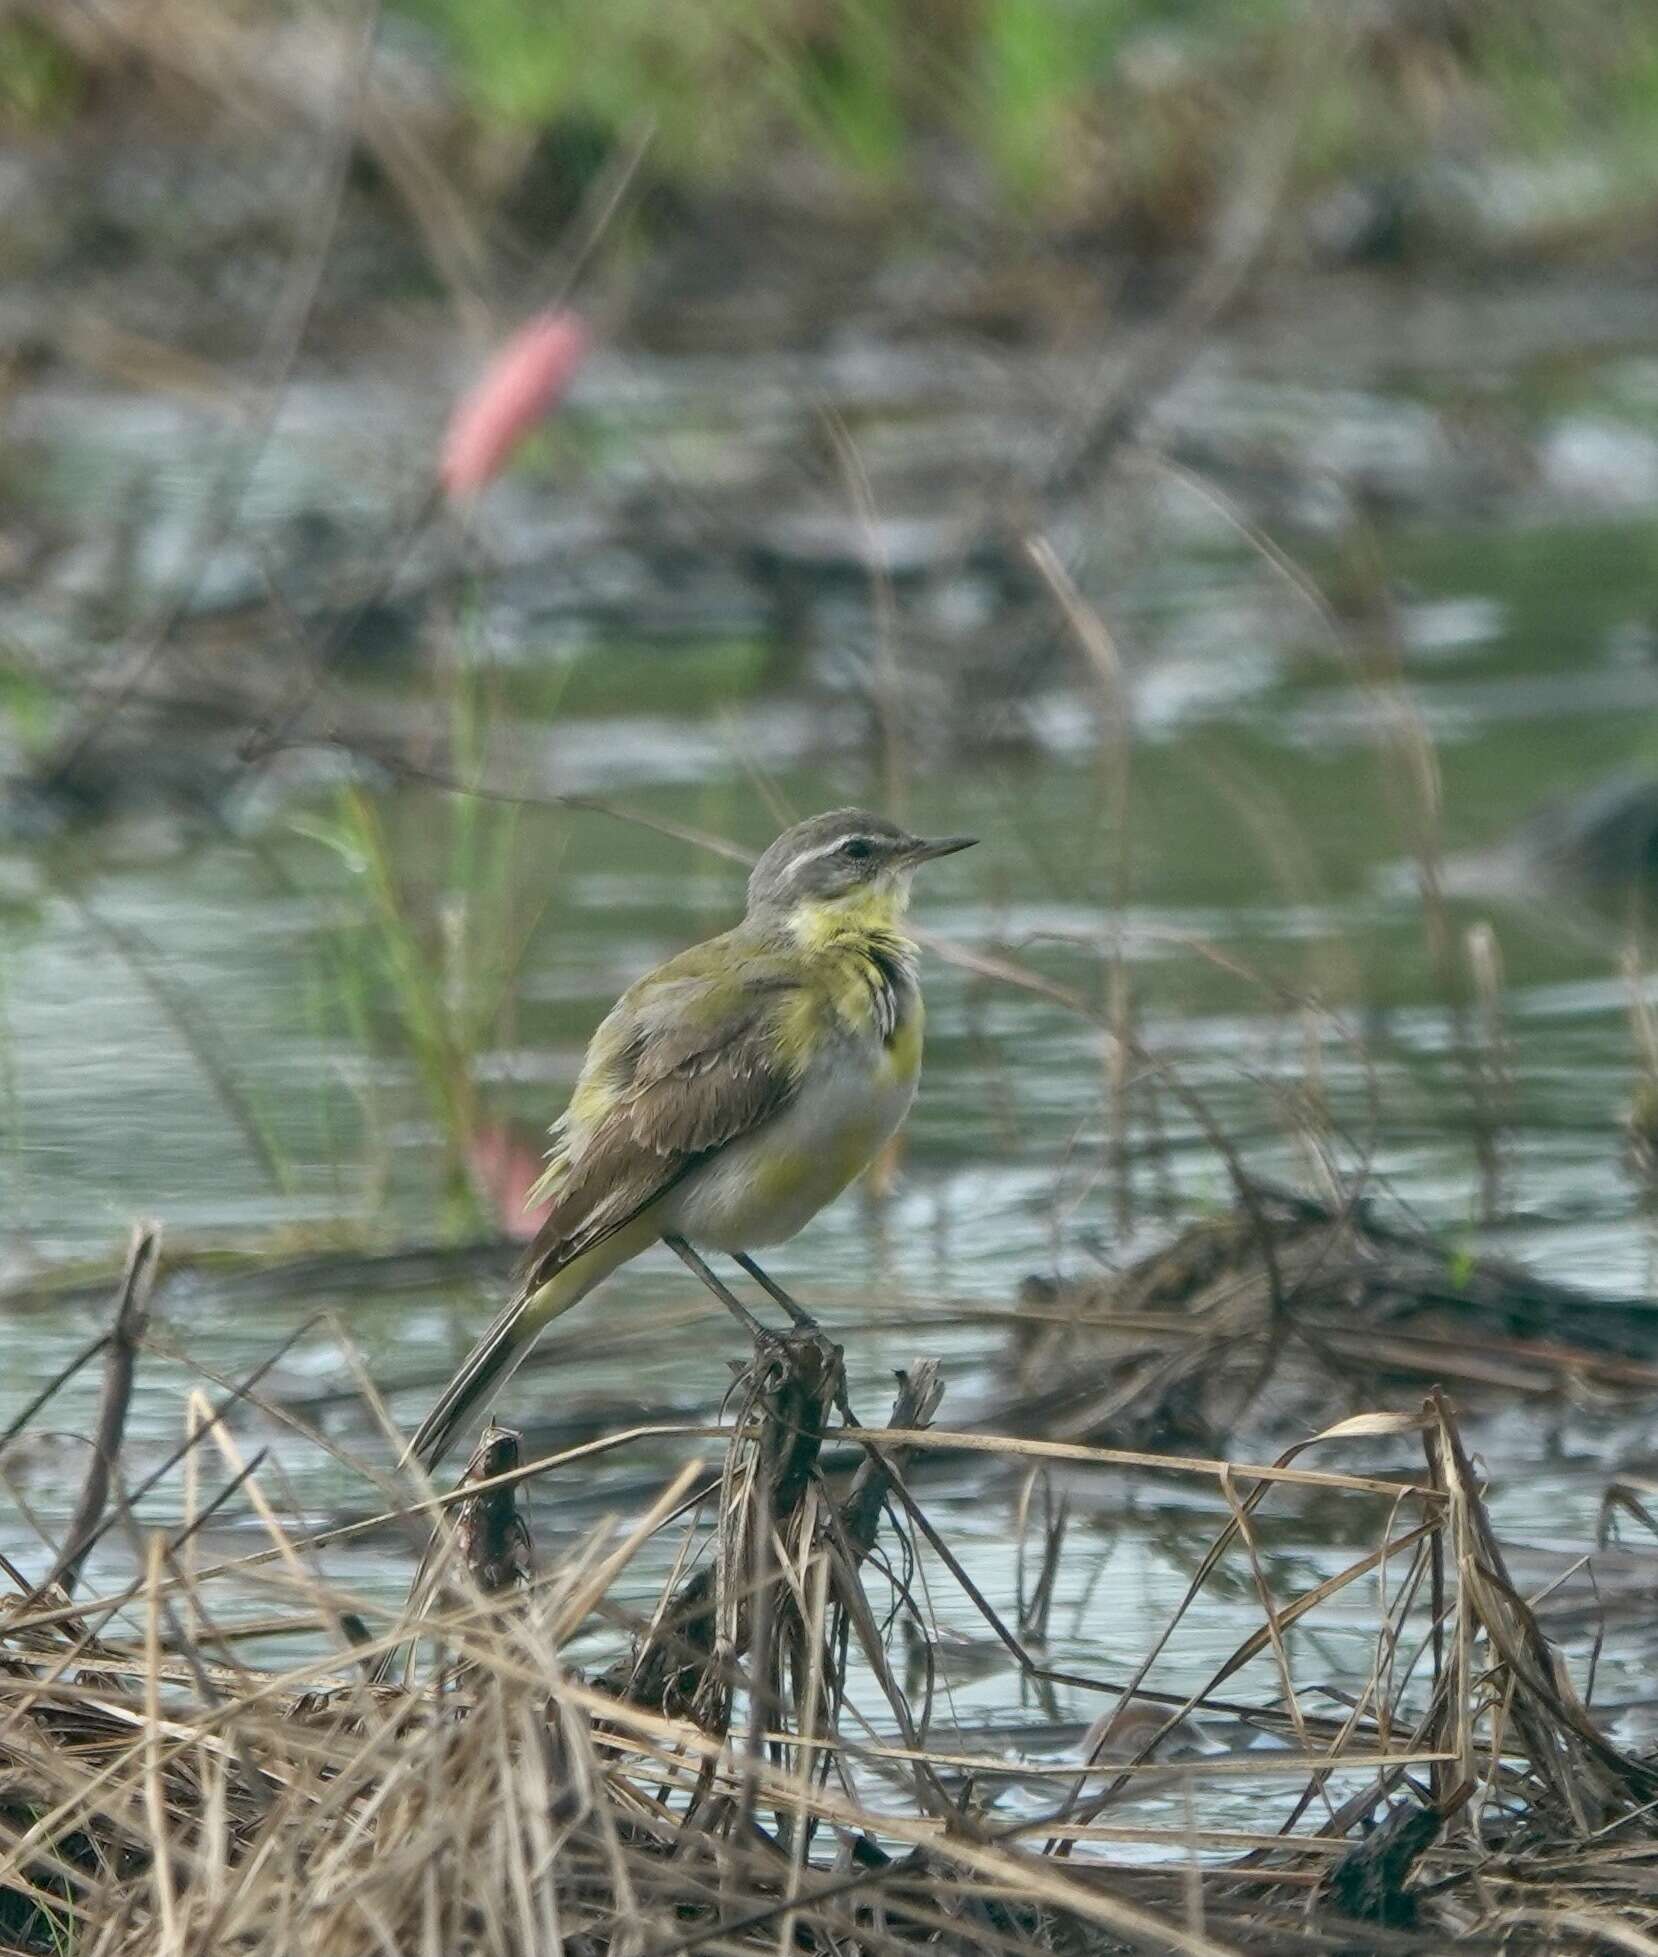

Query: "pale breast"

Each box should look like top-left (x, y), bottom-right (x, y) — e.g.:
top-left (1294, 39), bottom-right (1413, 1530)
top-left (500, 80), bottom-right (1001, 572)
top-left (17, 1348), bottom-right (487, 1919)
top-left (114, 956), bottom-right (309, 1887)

top-left (663, 1011), bottom-right (922, 1252)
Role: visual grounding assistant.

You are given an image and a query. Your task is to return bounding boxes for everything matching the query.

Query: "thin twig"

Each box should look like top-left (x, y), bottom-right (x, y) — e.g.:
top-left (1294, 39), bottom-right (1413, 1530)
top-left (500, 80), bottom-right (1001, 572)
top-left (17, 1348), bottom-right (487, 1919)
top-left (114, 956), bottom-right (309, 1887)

top-left (45, 1222), bottom-right (161, 1597)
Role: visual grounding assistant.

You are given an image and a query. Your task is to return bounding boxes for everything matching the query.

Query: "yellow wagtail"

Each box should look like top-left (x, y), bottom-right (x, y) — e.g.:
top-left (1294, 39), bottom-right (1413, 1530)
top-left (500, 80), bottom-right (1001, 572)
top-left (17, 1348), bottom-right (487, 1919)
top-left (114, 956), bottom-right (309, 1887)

top-left (407, 807), bottom-right (975, 1471)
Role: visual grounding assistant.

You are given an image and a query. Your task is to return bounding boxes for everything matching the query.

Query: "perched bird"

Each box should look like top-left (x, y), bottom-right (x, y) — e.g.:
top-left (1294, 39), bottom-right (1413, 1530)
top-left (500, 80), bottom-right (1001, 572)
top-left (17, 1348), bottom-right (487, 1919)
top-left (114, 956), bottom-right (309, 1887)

top-left (407, 808), bottom-right (975, 1473)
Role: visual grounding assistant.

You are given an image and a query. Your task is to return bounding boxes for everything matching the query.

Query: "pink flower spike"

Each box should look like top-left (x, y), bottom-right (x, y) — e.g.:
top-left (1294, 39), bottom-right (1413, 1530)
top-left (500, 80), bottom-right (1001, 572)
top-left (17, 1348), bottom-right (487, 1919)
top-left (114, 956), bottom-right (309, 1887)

top-left (440, 309), bottom-right (591, 499)
top-left (465, 1120), bottom-right (556, 1241)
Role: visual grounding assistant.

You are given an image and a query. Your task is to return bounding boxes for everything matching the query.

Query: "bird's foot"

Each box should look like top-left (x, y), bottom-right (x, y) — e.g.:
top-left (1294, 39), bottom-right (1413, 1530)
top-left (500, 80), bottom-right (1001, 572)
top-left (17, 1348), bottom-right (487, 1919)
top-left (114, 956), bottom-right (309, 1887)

top-left (741, 1321), bottom-right (846, 1406)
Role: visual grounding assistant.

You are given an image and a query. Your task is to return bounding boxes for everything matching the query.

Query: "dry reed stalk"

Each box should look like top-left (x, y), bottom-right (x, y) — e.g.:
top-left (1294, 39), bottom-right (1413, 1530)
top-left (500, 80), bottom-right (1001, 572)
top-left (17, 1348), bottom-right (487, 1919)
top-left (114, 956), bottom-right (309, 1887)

top-left (6, 1289), bottom-right (1658, 1955)
top-left (1463, 920), bottom-right (1510, 1226)
top-left (597, 1345), bottom-right (945, 1760)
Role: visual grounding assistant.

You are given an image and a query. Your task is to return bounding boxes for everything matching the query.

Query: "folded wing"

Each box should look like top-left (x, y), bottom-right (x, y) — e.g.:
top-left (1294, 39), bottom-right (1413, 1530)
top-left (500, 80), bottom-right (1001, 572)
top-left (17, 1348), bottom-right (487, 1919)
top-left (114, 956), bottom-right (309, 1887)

top-left (517, 941), bottom-right (808, 1294)
top-left (404, 942), bottom-right (809, 1475)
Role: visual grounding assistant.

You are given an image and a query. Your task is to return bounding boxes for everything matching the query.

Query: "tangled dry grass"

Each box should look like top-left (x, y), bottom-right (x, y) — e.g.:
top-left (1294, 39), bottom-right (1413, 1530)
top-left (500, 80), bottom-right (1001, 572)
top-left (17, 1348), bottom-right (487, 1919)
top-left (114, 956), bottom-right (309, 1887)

top-left (7, 1220), bottom-right (1658, 1956)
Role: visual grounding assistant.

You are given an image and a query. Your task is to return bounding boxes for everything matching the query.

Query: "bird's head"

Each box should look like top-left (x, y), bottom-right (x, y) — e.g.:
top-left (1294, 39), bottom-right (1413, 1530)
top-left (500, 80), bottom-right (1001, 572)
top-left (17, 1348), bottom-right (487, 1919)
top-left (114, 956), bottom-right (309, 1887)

top-left (746, 808), bottom-right (976, 938)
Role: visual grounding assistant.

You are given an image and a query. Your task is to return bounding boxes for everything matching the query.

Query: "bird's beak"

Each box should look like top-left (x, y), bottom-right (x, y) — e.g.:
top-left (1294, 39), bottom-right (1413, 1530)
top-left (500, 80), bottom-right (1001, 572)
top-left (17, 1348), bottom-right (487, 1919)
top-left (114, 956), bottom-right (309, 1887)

top-left (906, 833), bottom-right (978, 863)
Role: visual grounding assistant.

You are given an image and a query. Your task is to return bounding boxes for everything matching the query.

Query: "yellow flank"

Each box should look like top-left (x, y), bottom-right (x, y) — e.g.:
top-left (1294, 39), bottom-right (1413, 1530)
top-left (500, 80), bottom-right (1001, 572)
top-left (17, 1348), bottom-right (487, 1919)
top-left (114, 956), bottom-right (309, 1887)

top-left (566, 1073), bottom-right (612, 1128)
top-left (751, 1117), bottom-right (881, 1210)
top-left (776, 986), bottom-right (824, 1071)
top-left (883, 997), bottom-right (924, 1079)
top-left (751, 1147), bottom-right (809, 1208)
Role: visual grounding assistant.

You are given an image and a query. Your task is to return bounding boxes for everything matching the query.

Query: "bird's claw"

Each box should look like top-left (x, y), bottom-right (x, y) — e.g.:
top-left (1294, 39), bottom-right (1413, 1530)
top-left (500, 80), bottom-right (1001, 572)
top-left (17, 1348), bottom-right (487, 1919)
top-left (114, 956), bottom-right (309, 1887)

top-left (746, 1322), bottom-right (844, 1394)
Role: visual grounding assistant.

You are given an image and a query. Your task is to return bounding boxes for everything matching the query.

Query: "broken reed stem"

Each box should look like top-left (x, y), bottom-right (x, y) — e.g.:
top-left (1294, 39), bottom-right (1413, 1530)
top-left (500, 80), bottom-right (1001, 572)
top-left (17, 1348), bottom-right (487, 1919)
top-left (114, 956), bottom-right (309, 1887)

top-left (453, 1424), bottom-right (532, 1596)
top-left (1422, 1387), bottom-right (1658, 1860)
top-left (839, 1360), bottom-right (944, 1554)
top-left (45, 1221), bottom-right (160, 1599)
top-left (598, 1333), bottom-right (841, 1723)
top-left (601, 1350), bottom-right (944, 1730)
top-left (703, 1331), bottom-right (841, 1737)
top-left (373, 1419), bottom-right (536, 1687)
top-left (7, 1341), bottom-right (1658, 1956)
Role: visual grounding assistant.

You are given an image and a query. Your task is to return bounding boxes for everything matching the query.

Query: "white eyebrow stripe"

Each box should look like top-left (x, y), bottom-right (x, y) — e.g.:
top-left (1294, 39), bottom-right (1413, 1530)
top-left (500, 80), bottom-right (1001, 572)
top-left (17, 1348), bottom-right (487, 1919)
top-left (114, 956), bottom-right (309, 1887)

top-left (786, 834), bottom-right (879, 879)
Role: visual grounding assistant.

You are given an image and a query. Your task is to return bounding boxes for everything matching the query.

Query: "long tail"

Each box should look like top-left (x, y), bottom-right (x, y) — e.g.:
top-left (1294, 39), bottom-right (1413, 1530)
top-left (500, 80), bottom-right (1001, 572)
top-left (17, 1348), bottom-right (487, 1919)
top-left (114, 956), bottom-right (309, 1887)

top-left (402, 1246), bottom-right (616, 1476)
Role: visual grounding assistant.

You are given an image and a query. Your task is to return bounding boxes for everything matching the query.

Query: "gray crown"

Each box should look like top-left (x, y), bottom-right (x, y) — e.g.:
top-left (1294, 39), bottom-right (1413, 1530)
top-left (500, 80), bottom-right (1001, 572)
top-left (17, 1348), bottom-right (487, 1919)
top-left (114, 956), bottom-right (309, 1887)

top-left (746, 808), bottom-right (975, 912)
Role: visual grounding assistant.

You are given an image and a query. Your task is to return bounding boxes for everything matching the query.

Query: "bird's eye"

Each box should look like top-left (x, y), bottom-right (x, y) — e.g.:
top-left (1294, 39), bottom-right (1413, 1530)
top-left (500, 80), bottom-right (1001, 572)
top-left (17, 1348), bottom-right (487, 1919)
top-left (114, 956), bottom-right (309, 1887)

top-left (840, 837), bottom-right (874, 860)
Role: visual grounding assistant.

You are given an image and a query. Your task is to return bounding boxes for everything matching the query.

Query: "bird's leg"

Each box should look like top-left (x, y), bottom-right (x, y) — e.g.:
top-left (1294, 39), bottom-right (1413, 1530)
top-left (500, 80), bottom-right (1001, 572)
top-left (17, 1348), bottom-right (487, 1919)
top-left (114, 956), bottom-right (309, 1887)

top-left (663, 1236), bottom-right (769, 1340)
top-left (732, 1254), bottom-right (852, 1424)
top-left (730, 1252), bottom-right (819, 1333)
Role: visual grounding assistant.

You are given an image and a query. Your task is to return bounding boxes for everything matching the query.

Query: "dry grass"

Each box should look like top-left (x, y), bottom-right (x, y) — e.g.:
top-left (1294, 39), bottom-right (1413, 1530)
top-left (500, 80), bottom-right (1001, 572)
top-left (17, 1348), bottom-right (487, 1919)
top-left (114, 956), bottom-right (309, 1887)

top-left (6, 1233), bottom-right (1658, 1957)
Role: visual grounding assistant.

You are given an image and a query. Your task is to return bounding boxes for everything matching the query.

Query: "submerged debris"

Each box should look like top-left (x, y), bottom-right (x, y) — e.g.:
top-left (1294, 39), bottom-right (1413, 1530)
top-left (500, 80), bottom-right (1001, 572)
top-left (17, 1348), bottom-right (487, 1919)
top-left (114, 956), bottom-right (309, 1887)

top-left (1520, 774), bottom-right (1658, 900)
top-left (1003, 1181), bottom-right (1658, 1455)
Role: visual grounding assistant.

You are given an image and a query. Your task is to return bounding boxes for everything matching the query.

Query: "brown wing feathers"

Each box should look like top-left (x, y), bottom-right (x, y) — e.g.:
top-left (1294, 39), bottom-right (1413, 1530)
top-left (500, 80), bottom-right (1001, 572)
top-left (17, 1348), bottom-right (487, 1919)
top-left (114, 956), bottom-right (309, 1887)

top-left (515, 972), bottom-right (801, 1297)
top-left (405, 961), bottom-right (806, 1475)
